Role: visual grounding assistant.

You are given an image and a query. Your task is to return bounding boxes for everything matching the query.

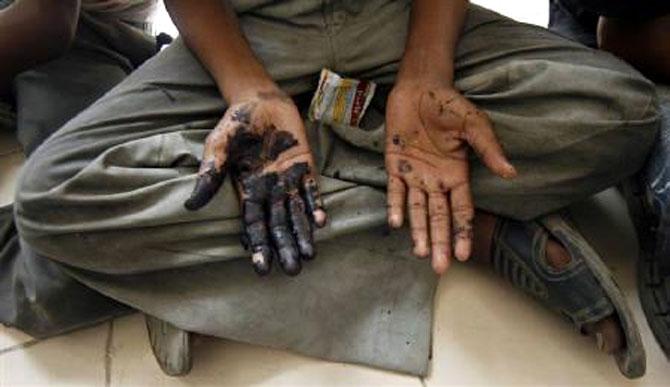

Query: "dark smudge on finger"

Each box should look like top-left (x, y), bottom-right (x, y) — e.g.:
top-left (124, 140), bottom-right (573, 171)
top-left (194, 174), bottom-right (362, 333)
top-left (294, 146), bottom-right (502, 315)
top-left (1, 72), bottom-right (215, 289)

top-left (222, 121), bottom-right (323, 275)
top-left (288, 193), bottom-right (314, 259)
top-left (303, 178), bottom-right (326, 227)
top-left (268, 181), bottom-right (301, 276)
top-left (185, 160), bottom-right (225, 210)
top-left (243, 200), bottom-right (273, 275)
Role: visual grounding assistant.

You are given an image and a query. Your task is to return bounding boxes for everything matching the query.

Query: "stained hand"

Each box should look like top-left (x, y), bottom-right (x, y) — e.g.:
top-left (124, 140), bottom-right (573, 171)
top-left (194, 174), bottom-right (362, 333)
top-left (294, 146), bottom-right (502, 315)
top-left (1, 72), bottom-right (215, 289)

top-left (385, 83), bottom-right (516, 274)
top-left (185, 91), bottom-right (327, 276)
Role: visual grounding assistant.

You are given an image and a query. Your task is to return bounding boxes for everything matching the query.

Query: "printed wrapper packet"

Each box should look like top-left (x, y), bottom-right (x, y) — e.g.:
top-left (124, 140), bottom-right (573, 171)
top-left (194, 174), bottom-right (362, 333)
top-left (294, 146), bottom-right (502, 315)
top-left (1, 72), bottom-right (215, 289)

top-left (308, 69), bottom-right (376, 128)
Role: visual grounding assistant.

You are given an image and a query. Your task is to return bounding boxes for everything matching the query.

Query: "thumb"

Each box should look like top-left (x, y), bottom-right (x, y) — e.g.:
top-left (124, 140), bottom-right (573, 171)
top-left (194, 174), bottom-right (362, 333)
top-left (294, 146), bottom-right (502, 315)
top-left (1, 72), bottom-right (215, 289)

top-left (184, 130), bottom-right (230, 210)
top-left (464, 111), bottom-right (517, 179)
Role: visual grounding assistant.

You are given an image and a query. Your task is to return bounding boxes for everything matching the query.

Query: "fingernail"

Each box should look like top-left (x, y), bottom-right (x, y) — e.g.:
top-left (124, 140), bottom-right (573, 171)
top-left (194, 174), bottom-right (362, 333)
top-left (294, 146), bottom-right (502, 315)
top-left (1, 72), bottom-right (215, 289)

top-left (413, 242), bottom-right (429, 258)
top-left (432, 257), bottom-right (450, 275)
top-left (313, 210), bottom-right (327, 228)
top-left (251, 252), bottom-right (271, 276)
top-left (389, 214), bottom-right (402, 228)
top-left (455, 243), bottom-right (471, 262)
top-left (503, 164), bottom-right (517, 179)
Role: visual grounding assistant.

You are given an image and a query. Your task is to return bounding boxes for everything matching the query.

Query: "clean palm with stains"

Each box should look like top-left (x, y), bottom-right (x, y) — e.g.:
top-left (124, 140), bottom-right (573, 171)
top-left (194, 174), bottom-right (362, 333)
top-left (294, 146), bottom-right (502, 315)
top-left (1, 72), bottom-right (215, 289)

top-left (185, 91), bottom-right (327, 276)
top-left (386, 83), bottom-right (516, 274)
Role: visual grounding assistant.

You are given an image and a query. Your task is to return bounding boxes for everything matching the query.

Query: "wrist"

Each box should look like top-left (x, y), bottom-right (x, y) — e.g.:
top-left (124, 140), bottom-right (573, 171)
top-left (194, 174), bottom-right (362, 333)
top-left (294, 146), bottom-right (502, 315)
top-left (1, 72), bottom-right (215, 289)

top-left (221, 75), bottom-right (281, 104)
top-left (396, 49), bottom-right (454, 87)
top-left (395, 68), bottom-right (453, 90)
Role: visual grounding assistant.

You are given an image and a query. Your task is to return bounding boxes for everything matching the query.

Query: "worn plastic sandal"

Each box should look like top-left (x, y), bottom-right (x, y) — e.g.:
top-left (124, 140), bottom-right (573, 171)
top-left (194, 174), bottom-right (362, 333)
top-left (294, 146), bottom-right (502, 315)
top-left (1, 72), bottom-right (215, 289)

top-left (492, 212), bottom-right (645, 378)
top-left (622, 175), bottom-right (670, 358)
top-left (145, 314), bottom-right (193, 376)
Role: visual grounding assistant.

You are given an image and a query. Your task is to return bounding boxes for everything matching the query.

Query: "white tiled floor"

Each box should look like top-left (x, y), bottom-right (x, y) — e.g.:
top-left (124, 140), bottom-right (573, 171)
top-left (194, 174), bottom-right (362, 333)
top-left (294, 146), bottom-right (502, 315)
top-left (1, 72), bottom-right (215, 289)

top-left (3, 1), bottom-right (670, 386)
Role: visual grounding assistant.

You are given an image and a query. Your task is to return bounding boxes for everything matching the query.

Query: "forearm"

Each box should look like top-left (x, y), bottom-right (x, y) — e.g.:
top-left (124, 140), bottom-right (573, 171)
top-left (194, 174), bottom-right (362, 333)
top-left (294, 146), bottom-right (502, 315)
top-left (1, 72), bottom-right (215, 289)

top-left (598, 14), bottom-right (670, 82)
top-left (0, 0), bottom-right (80, 96)
top-left (398, 0), bottom-right (468, 85)
top-left (165, 0), bottom-right (279, 103)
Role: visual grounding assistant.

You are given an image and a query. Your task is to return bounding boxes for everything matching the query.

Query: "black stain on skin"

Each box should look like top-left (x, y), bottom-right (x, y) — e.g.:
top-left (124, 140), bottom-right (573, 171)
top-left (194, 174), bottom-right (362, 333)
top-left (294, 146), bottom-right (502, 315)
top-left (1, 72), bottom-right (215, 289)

top-left (453, 224), bottom-right (474, 240)
top-left (239, 163), bottom-right (313, 276)
top-left (302, 177), bottom-right (323, 217)
top-left (226, 126), bottom-right (298, 176)
top-left (391, 134), bottom-right (406, 149)
top-left (231, 106), bottom-right (252, 124)
top-left (266, 130), bottom-right (299, 161)
top-left (225, 127), bottom-right (316, 276)
top-left (398, 159), bottom-right (413, 174)
top-left (243, 198), bottom-right (274, 275)
top-left (186, 103), bottom-right (324, 276)
top-left (184, 160), bottom-right (225, 210)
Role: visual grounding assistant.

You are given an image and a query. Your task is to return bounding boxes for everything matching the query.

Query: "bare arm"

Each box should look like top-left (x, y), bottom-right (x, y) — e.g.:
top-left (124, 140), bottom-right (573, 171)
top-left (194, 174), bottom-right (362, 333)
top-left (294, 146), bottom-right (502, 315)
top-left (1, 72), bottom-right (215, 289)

top-left (164, 0), bottom-right (279, 103)
top-left (0, 0), bottom-right (79, 97)
top-left (598, 14), bottom-right (670, 83)
top-left (397, 0), bottom-right (468, 85)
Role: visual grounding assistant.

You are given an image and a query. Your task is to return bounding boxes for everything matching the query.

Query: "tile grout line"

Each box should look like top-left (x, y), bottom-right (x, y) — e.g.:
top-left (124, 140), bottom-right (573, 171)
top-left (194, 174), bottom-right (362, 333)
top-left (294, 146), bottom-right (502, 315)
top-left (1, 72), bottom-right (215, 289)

top-left (0, 338), bottom-right (41, 356)
top-left (104, 320), bottom-right (114, 387)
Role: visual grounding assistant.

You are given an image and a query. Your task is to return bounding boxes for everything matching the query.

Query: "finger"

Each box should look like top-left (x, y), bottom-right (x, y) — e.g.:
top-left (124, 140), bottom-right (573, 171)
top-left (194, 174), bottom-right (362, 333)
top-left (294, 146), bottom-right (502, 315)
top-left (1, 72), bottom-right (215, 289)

top-left (408, 188), bottom-right (429, 257)
top-left (428, 192), bottom-right (451, 274)
top-left (284, 164), bottom-right (316, 259)
top-left (464, 112), bottom-right (517, 179)
top-left (387, 175), bottom-right (406, 228)
top-left (269, 181), bottom-right (301, 276)
top-left (450, 183), bottom-right (475, 262)
top-left (288, 192), bottom-right (315, 259)
top-left (242, 200), bottom-right (274, 276)
top-left (184, 160), bottom-right (226, 211)
top-left (185, 126), bottom-right (232, 210)
top-left (284, 164), bottom-right (317, 258)
top-left (303, 176), bottom-right (327, 228)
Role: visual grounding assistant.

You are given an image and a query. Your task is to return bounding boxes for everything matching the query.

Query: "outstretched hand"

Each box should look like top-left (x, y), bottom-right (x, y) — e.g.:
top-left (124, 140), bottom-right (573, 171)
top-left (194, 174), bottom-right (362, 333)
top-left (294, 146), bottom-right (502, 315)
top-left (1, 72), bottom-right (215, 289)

top-left (385, 82), bottom-right (516, 274)
top-left (185, 91), bottom-right (327, 276)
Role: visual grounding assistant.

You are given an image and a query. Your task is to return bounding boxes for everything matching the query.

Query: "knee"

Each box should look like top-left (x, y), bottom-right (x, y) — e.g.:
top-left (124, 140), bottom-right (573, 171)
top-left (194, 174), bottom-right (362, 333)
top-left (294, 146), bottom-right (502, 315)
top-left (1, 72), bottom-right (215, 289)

top-left (542, 57), bottom-right (659, 163)
top-left (13, 137), bottom-right (82, 264)
top-left (591, 71), bottom-right (660, 171)
top-left (574, 70), bottom-right (660, 184)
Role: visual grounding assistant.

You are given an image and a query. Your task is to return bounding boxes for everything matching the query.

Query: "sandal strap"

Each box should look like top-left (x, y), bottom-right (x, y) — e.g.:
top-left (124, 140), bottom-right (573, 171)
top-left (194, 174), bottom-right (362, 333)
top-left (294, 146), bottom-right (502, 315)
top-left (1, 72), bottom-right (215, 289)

top-left (492, 218), bottom-right (614, 329)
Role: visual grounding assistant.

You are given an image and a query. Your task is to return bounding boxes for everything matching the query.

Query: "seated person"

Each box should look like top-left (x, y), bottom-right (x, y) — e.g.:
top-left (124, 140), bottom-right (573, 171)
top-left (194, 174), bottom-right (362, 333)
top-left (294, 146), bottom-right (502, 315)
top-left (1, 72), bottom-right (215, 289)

top-left (2, 0), bottom-right (662, 378)
top-left (550, 0), bottom-right (670, 359)
top-left (0, 0), bottom-right (160, 355)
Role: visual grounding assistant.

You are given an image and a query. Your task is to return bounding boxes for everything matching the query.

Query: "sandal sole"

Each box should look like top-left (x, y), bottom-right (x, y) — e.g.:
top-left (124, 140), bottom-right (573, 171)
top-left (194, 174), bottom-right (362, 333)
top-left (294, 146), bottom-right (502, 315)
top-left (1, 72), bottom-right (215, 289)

top-left (542, 213), bottom-right (646, 379)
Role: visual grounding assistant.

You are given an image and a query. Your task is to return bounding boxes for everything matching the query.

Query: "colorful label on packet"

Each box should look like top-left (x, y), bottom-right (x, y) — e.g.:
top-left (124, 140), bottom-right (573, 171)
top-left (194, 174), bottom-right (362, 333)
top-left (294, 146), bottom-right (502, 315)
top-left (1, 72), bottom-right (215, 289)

top-left (308, 69), bottom-right (376, 127)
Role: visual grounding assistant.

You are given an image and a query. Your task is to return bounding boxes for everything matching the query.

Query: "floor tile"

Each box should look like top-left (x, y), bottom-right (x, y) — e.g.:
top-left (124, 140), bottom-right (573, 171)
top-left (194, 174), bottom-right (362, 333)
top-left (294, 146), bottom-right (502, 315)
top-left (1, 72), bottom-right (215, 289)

top-left (109, 314), bottom-right (423, 387)
top-left (0, 323), bottom-right (109, 387)
top-left (425, 189), bottom-right (670, 386)
top-left (0, 326), bottom-right (34, 353)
